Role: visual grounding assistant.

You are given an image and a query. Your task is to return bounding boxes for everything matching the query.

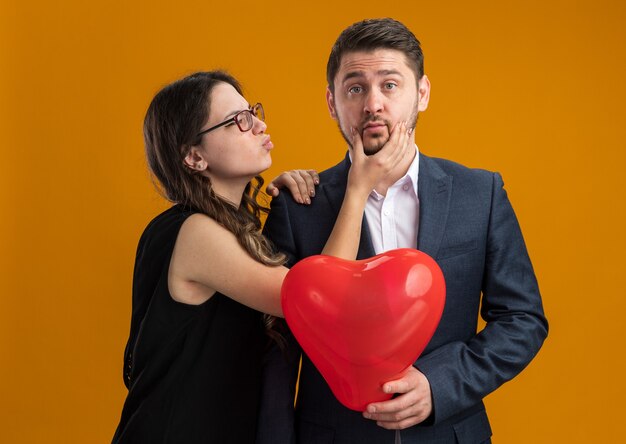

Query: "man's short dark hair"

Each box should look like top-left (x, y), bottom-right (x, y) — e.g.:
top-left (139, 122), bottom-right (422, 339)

top-left (326, 18), bottom-right (424, 92)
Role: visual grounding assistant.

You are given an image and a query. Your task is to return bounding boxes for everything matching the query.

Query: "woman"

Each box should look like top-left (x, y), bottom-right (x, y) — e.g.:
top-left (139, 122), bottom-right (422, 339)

top-left (112, 71), bottom-right (411, 443)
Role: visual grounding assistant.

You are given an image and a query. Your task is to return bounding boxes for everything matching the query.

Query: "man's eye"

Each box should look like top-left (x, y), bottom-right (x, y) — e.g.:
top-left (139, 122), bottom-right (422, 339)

top-left (384, 83), bottom-right (397, 90)
top-left (348, 86), bottom-right (363, 94)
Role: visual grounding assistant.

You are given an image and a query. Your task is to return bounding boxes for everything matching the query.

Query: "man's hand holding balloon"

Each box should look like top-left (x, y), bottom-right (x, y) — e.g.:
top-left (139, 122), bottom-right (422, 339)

top-left (363, 366), bottom-right (433, 429)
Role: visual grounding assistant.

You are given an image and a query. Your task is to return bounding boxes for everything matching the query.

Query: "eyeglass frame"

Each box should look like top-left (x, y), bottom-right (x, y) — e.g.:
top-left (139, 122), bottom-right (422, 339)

top-left (196, 103), bottom-right (264, 138)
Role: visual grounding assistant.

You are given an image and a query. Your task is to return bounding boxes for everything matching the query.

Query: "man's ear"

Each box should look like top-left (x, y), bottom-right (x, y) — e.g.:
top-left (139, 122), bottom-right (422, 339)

top-left (417, 75), bottom-right (431, 112)
top-left (326, 87), bottom-right (338, 120)
top-left (183, 147), bottom-right (207, 172)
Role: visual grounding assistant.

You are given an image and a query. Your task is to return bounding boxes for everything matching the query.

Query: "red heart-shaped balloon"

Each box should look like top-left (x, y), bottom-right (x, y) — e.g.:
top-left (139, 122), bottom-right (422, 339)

top-left (281, 248), bottom-right (445, 411)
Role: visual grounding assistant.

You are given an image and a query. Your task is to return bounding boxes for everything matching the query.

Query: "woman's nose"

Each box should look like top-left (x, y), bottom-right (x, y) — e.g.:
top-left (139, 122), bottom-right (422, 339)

top-left (252, 116), bottom-right (266, 134)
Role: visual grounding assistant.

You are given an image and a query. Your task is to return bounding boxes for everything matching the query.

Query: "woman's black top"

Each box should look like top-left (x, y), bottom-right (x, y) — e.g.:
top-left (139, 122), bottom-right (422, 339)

top-left (112, 205), bottom-right (267, 443)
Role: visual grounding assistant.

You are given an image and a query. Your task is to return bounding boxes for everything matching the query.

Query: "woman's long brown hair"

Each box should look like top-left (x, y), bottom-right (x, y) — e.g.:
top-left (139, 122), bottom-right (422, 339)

top-left (143, 71), bottom-right (285, 343)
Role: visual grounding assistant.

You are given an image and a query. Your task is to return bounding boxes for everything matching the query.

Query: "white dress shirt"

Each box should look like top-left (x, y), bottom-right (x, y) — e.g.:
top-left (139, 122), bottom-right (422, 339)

top-left (362, 146), bottom-right (420, 255)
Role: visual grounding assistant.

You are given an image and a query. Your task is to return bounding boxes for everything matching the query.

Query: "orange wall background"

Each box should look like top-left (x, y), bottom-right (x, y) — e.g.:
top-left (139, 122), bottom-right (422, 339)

top-left (1, 0), bottom-right (625, 442)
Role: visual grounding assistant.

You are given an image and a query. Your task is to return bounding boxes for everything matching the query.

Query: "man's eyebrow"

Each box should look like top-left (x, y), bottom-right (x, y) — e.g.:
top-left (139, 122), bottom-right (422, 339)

top-left (377, 69), bottom-right (403, 77)
top-left (341, 69), bottom-right (404, 83)
top-left (342, 71), bottom-right (365, 83)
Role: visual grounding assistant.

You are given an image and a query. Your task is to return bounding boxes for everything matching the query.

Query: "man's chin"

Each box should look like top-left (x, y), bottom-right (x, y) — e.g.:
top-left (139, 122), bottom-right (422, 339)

top-left (363, 138), bottom-right (387, 155)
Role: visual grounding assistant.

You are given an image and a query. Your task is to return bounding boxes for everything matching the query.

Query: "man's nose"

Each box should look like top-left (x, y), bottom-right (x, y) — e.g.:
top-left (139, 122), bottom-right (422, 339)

top-left (364, 89), bottom-right (384, 115)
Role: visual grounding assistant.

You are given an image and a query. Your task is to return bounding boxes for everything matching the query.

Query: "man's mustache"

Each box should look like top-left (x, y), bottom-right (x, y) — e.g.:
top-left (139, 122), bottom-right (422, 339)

top-left (360, 116), bottom-right (391, 131)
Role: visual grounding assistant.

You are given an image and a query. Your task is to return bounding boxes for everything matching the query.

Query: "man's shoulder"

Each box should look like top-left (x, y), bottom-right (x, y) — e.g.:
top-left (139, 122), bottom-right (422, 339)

top-left (267, 156), bottom-right (348, 214)
top-left (422, 153), bottom-right (497, 185)
top-left (318, 155), bottom-right (350, 183)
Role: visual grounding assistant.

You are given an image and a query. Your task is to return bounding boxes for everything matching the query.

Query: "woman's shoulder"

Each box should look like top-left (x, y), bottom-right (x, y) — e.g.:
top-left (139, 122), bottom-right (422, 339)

top-left (175, 211), bottom-right (239, 259)
top-left (143, 204), bottom-right (196, 232)
top-left (141, 204), bottom-right (207, 240)
top-left (135, 205), bottom-right (203, 259)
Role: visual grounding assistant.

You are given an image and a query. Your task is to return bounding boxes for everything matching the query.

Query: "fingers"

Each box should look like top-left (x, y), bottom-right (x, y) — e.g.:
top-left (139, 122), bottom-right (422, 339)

top-left (388, 121), bottom-right (414, 170)
top-left (345, 120), bottom-right (413, 196)
top-left (382, 376), bottom-right (411, 395)
top-left (267, 170), bottom-right (319, 204)
top-left (396, 123), bottom-right (412, 161)
top-left (366, 391), bottom-right (417, 416)
top-left (370, 404), bottom-right (431, 430)
top-left (285, 172), bottom-right (310, 204)
top-left (380, 121), bottom-right (409, 164)
top-left (383, 366), bottom-right (423, 395)
top-left (291, 172), bottom-right (311, 203)
top-left (384, 122), bottom-right (406, 167)
top-left (363, 392), bottom-right (427, 430)
top-left (300, 170), bottom-right (318, 198)
top-left (387, 120), bottom-right (404, 150)
top-left (265, 182), bottom-right (279, 197)
top-left (363, 391), bottom-right (430, 429)
top-left (362, 368), bottom-right (432, 429)
top-left (374, 415), bottom-right (425, 430)
top-left (307, 170), bottom-right (320, 187)
top-left (349, 127), bottom-right (365, 161)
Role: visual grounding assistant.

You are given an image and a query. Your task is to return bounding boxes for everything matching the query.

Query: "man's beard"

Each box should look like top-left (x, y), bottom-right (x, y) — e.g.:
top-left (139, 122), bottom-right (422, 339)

top-left (336, 104), bottom-right (419, 156)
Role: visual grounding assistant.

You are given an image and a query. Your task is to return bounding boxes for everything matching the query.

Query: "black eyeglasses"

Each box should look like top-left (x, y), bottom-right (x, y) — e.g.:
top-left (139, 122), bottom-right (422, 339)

top-left (196, 103), bottom-right (265, 138)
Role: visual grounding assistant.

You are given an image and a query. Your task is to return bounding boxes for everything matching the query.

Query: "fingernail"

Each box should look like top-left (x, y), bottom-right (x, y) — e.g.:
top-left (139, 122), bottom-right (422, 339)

top-left (310, 190), bottom-right (315, 197)
top-left (305, 198), bottom-right (311, 204)
top-left (363, 412), bottom-right (371, 419)
top-left (314, 179), bottom-right (319, 185)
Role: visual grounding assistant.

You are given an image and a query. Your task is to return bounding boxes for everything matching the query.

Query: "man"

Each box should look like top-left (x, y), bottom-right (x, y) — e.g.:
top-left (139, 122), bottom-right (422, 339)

top-left (258, 18), bottom-right (548, 443)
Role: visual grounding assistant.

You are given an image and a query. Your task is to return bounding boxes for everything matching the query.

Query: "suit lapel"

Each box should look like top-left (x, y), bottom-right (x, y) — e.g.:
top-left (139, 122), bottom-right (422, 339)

top-left (322, 154), bottom-right (376, 260)
top-left (417, 154), bottom-right (452, 259)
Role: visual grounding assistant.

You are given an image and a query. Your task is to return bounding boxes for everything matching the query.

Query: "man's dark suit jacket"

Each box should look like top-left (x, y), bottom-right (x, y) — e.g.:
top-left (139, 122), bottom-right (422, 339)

top-left (257, 152), bottom-right (548, 444)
